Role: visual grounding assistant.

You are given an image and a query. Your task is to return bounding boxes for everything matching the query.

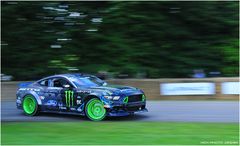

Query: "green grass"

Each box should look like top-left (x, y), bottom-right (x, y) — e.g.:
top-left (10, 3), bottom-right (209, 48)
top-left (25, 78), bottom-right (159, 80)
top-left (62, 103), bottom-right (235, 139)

top-left (1, 122), bottom-right (239, 145)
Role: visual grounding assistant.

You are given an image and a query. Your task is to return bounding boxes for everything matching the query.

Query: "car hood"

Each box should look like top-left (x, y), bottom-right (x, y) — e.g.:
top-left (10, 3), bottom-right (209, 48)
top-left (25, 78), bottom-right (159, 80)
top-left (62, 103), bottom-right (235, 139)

top-left (88, 84), bottom-right (142, 95)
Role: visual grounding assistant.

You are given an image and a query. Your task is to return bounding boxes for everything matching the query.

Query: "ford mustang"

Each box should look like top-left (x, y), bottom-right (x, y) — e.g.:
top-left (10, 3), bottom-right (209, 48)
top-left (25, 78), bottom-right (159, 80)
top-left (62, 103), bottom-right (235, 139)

top-left (16, 73), bottom-right (148, 121)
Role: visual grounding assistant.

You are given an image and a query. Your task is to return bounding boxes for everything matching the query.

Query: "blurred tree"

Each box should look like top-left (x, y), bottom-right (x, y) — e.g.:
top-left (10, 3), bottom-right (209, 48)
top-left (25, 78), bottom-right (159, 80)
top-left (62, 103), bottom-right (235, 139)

top-left (1, 1), bottom-right (239, 80)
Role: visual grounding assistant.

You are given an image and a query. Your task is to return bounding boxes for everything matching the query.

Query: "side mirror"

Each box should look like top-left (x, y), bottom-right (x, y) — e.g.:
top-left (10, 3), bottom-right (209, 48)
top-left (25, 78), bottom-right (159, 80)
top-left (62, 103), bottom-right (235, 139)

top-left (63, 84), bottom-right (70, 88)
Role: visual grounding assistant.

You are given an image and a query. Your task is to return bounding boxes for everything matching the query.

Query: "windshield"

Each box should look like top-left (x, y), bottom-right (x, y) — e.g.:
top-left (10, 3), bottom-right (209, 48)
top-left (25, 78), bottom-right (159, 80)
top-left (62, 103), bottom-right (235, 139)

top-left (69, 76), bottom-right (106, 87)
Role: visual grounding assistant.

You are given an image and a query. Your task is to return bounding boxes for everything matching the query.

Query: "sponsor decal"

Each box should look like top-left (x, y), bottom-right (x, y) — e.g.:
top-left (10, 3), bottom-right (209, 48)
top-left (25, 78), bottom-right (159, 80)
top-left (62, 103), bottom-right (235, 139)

top-left (76, 100), bottom-right (81, 105)
top-left (77, 90), bottom-right (91, 94)
top-left (120, 88), bottom-right (133, 92)
top-left (46, 100), bottom-right (57, 106)
top-left (65, 90), bottom-right (74, 107)
top-left (160, 83), bottom-right (215, 95)
top-left (59, 107), bottom-right (67, 110)
top-left (70, 108), bottom-right (76, 111)
top-left (19, 88), bottom-right (40, 91)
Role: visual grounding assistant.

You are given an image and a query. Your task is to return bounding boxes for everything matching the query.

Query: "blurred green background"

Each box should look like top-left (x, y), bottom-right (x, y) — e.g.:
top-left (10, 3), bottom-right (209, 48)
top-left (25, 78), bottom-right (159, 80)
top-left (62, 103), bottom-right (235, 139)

top-left (1, 1), bottom-right (239, 80)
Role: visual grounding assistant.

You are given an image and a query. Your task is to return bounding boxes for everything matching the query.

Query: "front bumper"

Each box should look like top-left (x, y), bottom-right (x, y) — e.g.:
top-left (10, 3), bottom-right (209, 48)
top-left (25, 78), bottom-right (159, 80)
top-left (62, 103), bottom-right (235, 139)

top-left (107, 101), bottom-right (148, 117)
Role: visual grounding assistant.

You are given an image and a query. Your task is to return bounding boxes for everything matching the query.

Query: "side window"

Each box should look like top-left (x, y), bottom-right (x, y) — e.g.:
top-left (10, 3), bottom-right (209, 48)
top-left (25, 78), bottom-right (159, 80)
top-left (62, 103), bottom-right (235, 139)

top-left (39, 79), bottom-right (49, 87)
top-left (53, 78), bottom-right (73, 88)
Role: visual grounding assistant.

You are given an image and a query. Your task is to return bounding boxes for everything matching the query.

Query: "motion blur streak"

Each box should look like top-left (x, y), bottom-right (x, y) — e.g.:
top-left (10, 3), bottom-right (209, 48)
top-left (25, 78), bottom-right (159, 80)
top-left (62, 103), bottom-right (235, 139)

top-left (1, 1), bottom-right (239, 80)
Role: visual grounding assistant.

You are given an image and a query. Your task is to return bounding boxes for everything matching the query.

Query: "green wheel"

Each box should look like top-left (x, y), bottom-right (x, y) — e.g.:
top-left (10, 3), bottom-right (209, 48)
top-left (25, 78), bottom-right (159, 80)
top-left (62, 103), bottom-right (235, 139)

top-left (85, 98), bottom-right (106, 121)
top-left (22, 95), bottom-right (39, 116)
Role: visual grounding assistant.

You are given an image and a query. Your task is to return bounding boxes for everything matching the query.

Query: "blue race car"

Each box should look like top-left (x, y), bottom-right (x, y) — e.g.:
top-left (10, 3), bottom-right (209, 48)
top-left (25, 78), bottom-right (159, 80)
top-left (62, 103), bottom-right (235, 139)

top-left (16, 73), bottom-right (148, 121)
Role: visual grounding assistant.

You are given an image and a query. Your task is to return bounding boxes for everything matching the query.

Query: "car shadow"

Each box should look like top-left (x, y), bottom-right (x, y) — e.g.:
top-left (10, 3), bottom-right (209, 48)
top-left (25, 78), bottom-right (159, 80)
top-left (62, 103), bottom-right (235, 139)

top-left (106, 114), bottom-right (149, 121)
top-left (37, 112), bottom-right (149, 121)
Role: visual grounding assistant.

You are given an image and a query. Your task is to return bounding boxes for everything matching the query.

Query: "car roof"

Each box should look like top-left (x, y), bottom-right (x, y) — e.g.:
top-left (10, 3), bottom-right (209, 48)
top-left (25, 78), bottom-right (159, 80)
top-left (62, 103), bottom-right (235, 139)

top-left (37, 73), bottom-right (94, 82)
top-left (57, 73), bottom-right (93, 78)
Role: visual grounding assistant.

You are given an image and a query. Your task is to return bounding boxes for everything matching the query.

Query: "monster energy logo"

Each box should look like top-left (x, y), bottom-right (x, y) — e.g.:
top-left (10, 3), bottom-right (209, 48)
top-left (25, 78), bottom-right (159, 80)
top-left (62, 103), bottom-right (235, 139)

top-left (65, 90), bottom-right (74, 107)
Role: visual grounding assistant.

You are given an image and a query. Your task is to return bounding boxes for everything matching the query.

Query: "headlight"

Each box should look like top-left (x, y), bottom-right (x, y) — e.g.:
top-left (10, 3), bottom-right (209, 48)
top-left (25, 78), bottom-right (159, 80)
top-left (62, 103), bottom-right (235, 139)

top-left (113, 96), bottom-right (120, 100)
top-left (104, 96), bottom-right (120, 100)
top-left (104, 96), bottom-right (113, 100)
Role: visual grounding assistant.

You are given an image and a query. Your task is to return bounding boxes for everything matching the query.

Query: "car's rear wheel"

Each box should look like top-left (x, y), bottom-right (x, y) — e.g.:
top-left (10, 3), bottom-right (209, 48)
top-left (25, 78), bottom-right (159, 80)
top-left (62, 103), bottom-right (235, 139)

top-left (22, 95), bottom-right (39, 116)
top-left (85, 98), bottom-right (106, 121)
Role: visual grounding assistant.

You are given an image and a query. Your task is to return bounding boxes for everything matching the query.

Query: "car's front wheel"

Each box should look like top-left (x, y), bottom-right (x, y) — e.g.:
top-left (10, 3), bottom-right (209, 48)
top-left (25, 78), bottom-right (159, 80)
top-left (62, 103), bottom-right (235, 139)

top-left (22, 95), bottom-right (39, 116)
top-left (85, 98), bottom-right (106, 121)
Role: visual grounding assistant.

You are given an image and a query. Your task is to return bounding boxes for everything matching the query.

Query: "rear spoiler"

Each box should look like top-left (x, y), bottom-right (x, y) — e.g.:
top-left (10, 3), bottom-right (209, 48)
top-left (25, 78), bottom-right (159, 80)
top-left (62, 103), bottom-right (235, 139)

top-left (18, 82), bottom-right (33, 88)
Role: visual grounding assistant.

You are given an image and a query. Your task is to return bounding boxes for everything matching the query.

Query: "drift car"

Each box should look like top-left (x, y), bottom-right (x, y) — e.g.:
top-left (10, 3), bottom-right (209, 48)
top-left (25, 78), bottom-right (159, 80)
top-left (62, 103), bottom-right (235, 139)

top-left (16, 73), bottom-right (147, 121)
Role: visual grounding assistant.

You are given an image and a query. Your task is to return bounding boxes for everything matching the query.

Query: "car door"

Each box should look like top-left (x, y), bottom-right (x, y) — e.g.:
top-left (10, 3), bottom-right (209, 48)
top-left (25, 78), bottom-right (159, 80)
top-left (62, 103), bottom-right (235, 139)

top-left (37, 79), bottom-right (56, 109)
top-left (49, 77), bottom-right (77, 111)
top-left (42, 77), bottom-right (64, 111)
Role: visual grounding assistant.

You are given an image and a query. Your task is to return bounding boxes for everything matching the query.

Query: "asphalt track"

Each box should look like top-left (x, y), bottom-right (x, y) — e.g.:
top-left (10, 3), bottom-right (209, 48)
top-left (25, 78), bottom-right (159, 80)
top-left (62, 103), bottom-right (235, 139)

top-left (1, 101), bottom-right (239, 122)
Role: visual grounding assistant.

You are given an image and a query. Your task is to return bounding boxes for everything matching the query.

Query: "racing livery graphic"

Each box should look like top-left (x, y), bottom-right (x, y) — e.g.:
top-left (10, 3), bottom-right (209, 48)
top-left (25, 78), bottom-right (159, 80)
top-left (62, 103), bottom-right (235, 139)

top-left (16, 73), bottom-right (148, 121)
top-left (64, 90), bottom-right (74, 108)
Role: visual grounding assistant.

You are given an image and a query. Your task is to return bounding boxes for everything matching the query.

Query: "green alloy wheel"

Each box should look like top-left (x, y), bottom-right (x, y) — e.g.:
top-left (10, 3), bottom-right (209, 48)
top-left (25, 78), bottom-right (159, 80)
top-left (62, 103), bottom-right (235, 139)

top-left (85, 98), bottom-right (106, 121)
top-left (23, 95), bottom-right (38, 116)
